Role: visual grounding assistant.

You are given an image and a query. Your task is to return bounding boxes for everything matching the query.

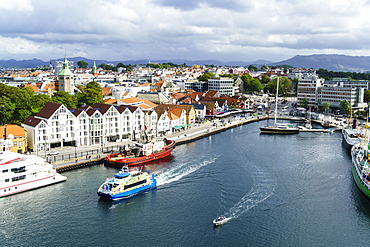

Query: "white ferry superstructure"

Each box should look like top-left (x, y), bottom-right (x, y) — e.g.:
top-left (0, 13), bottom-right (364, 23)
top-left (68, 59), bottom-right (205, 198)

top-left (0, 139), bottom-right (67, 198)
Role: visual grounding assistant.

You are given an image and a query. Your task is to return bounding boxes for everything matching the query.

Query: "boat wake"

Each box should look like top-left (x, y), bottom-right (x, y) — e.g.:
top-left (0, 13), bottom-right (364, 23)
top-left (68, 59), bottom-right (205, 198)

top-left (224, 165), bottom-right (277, 221)
top-left (156, 156), bottom-right (218, 186)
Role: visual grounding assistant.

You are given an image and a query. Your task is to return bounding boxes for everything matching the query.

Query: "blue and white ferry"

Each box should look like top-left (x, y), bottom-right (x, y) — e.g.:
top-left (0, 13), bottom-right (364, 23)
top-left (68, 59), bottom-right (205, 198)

top-left (97, 166), bottom-right (156, 200)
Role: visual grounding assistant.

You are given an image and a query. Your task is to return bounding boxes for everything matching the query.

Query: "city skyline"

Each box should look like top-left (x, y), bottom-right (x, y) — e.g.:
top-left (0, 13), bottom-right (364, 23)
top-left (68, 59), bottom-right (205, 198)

top-left (1, 0), bottom-right (370, 63)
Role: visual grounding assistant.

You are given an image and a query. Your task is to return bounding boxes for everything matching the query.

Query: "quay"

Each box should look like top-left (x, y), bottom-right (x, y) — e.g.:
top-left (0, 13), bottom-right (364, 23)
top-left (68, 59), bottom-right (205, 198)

top-left (51, 114), bottom-right (340, 173)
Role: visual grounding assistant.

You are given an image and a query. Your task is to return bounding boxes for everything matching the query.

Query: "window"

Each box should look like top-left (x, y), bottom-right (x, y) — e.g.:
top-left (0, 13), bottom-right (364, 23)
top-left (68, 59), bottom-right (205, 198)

top-left (13, 141), bottom-right (17, 147)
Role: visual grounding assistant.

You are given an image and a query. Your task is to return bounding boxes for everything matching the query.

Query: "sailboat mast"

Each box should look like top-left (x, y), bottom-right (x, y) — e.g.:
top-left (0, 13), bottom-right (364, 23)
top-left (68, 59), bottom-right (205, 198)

top-left (274, 77), bottom-right (279, 127)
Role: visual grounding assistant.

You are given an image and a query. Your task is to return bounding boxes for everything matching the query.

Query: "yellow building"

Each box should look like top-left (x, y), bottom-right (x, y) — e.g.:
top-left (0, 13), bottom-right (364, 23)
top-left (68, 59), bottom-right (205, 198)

top-left (0, 124), bottom-right (28, 153)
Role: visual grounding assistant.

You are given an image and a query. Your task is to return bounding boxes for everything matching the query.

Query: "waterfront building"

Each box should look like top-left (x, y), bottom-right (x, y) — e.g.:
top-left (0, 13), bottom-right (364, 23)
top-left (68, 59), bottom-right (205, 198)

top-left (297, 74), bottom-right (325, 109)
top-left (297, 74), bottom-right (368, 111)
top-left (0, 124), bottom-right (28, 153)
top-left (155, 104), bottom-right (196, 125)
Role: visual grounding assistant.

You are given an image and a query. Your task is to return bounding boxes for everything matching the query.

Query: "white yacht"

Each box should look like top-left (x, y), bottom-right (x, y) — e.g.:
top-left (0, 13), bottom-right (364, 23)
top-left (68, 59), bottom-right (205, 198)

top-left (0, 138), bottom-right (67, 198)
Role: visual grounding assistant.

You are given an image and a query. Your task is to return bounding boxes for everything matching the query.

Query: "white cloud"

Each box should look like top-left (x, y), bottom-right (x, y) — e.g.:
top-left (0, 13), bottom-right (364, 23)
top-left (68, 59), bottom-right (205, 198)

top-left (1, 0), bottom-right (370, 62)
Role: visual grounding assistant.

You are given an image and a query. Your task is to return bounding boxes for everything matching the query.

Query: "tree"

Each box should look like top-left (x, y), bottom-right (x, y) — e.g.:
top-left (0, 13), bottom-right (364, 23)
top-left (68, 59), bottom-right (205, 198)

top-left (260, 65), bottom-right (269, 70)
top-left (248, 65), bottom-right (258, 71)
top-left (198, 72), bottom-right (214, 81)
top-left (250, 79), bottom-right (263, 93)
top-left (0, 95), bottom-right (16, 124)
top-left (32, 94), bottom-right (51, 114)
top-left (322, 101), bottom-right (330, 113)
top-left (299, 97), bottom-right (309, 109)
top-left (364, 90), bottom-right (370, 102)
top-left (76, 81), bottom-right (103, 107)
top-left (279, 77), bottom-right (292, 97)
top-left (261, 75), bottom-right (270, 85)
top-left (76, 88), bottom-right (103, 107)
top-left (51, 91), bottom-right (77, 108)
top-left (86, 81), bottom-right (101, 90)
top-left (77, 60), bottom-right (88, 68)
top-left (339, 100), bottom-right (350, 114)
top-left (240, 74), bottom-right (253, 93)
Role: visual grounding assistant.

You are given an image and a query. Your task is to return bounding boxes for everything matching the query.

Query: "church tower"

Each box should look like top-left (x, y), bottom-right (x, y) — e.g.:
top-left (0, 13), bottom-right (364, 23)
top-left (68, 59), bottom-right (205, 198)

top-left (58, 57), bottom-right (75, 94)
top-left (91, 60), bottom-right (99, 77)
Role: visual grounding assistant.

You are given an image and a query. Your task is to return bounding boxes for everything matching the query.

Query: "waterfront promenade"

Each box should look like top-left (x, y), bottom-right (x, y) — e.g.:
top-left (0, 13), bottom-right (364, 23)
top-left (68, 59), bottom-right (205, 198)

top-left (48, 113), bottom-right (342, 172)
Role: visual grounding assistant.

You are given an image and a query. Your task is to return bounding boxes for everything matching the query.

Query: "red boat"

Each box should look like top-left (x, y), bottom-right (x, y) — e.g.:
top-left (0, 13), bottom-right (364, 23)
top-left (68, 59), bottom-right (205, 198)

top-left (105, 139), bottom-right (175, 167)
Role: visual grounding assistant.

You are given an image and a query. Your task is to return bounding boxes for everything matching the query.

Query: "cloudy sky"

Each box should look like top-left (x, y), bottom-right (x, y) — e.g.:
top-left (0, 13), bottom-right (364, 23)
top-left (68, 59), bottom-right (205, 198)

top-left (1, 0), bottom-right (370, 63)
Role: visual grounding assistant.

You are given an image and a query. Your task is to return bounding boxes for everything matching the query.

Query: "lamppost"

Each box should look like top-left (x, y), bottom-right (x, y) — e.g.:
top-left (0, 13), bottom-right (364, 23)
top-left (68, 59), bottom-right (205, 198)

top-left (74, 128), bottom-right (79, 159)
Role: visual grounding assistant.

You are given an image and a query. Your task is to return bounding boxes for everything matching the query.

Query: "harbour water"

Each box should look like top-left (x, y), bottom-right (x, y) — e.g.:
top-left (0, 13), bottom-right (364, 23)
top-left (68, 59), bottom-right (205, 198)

top-left (1, 121), bottom-right (370, 246)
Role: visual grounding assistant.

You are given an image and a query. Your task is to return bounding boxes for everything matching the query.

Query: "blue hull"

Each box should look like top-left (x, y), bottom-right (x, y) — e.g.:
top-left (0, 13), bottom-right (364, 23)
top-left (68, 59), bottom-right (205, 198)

top-left (98, 180), bottom-right (157, 200)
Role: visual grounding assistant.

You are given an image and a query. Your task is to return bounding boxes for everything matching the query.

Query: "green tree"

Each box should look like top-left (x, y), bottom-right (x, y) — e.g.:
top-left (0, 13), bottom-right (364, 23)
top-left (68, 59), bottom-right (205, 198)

top-left (51, 91), bottom-right (77, 108)
top-left (339, 100), bottom-right (350, 114)
top-left (261, 75), bottom-right (270, 85)
top-left (322, 101), bottom-right (330, 113)
top-left (77, 60), bottom-right (88, 68)
top-left (198, 72), bottom-right (214, 81)
top-left (364, 90), bottom-right (370, 102)
top-left (299, 97), bottom-right (309, 109)
top-left (279, 77), bottom-right (292, 97)
top-left (76, 88), bottom-right (103, 107)
top-left (76, 81), bottom-right (103, 107)
top-left (260, 65), bottom-right (269, 70)
top-left (250, 79), bottom-right (263, 93)
top-left (86, 81), bottom-right (101, 90)
top-left (240, 74), bottom-right (253, 93)
top-left (248, 65), bottom-right (258, 71)
top-left (0, 95), bottom-right (16, 124)
top-left (220, 74), bottom-right (235, 79)
top-left (32, 94), bottom-right (51, 114)
top-left (292, 78), bottom-right (299, 94)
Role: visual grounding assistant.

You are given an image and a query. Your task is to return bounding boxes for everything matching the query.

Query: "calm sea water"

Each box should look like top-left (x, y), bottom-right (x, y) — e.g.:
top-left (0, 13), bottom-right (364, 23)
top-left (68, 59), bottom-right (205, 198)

top-left (1, 121), bottom-right (370, 246)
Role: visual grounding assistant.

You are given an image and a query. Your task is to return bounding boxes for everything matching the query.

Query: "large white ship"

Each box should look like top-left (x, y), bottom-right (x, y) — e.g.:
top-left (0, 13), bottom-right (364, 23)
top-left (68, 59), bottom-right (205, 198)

top-left (0, 137), bottom-right (67, 198)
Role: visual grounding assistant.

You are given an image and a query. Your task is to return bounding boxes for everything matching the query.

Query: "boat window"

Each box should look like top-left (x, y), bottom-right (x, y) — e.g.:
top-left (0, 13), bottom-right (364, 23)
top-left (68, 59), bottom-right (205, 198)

top-left (124, 179), bottom-right (147, 190)
top-left (5, 178), bottom-right (9, 182)
top-left (11, 166), bottom-right (26, 173)
top-left (2, 169), bottom-right (8, 173)
top-left (11, 175), bottom-right (26, 182)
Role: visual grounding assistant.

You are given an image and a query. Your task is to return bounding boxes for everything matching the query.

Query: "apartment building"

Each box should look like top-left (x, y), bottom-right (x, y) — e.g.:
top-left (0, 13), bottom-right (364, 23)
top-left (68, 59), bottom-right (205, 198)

top-left (21, 101), bottom-right (178, 152)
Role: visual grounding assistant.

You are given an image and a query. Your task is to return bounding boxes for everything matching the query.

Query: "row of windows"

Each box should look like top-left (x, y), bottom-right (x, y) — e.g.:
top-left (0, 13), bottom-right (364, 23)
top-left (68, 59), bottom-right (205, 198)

top-left (11, 175), bottom-right (26, 182)
top-left (12, 141), bottom-right (23, 147)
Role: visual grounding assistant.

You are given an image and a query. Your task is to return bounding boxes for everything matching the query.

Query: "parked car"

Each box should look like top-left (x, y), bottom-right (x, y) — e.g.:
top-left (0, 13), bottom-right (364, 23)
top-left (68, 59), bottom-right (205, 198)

top-left (47, 150), bottom-right (59, 155)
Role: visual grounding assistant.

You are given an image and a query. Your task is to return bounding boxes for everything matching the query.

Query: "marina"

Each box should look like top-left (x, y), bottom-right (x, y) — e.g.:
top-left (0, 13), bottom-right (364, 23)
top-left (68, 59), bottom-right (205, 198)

top-left (1, 121), bottom-right (370, 246)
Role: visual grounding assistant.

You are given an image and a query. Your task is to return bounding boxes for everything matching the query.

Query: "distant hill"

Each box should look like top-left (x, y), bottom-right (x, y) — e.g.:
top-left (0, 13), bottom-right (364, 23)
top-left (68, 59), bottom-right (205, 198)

top-left (0, 57), bottom-right (271, 69)
top-left (1, 54), bottom-right (370, 72)
top-left (273, 54), bottom-right (370, 72)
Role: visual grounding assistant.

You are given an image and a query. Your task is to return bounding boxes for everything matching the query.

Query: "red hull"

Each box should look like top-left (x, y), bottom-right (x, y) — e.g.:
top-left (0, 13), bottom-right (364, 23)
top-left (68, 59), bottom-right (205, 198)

top-left (105, 140), bottom-right (175, 167)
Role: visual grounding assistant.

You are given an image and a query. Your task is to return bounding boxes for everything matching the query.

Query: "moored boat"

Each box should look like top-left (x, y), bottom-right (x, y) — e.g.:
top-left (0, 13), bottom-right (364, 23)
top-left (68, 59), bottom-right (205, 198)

top-left (0, 138), bottom-right (67, 198)
top-left (343, 128), bottom-right (364, 150)
top-left (105, 138), bottom-right (175, 167)
top-left (351, 142), bottom-right (370, 199)
top-left (260, 77), bottom-right (299, 134)
top-left (97, 166), bottom-right (156, 200)
top-left (260, 124), bottom-right (300, 134)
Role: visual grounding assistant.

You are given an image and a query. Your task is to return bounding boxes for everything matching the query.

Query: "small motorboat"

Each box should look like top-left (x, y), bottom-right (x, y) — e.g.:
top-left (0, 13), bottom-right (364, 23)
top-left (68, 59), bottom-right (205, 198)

top-left (213, 216), bottom-right (229, 226)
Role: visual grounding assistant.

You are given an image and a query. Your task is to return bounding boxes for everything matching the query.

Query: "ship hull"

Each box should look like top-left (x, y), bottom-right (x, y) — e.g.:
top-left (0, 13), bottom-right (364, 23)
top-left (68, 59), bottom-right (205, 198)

top-left (351, 163), bottom-right (370, 199)
top-left (351, 145), bottom-right (370, 199)
top-left (259, 127), bottom-right (299, 134)
top-left (98, 181), bottom-right (156, 200)
top-left (105, 140), bottom-right (175, 167)
top-left (0, 173), bottom-right (67, 198)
